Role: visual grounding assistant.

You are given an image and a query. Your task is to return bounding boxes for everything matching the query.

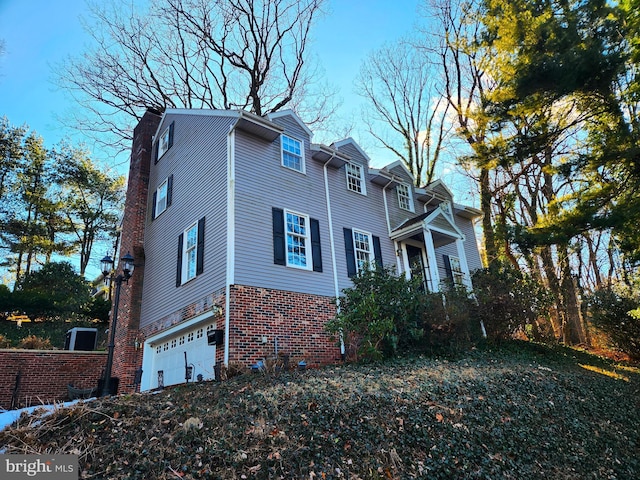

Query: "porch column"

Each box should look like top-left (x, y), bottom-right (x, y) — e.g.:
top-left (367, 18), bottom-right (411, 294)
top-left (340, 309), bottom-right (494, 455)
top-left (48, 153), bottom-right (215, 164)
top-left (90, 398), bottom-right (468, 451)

top-left (455, 238), bottom-right (473, 289)
top-left (423, 227), bottom-right (440, 291)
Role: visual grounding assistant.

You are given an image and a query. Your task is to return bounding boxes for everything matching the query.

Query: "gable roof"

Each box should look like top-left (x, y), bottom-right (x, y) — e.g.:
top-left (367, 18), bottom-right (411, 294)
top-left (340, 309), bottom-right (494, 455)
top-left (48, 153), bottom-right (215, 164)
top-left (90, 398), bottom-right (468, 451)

top-left (267, 109), bottom-right (313, 138)
top-left (384, 160), bottom-right (415, 184)
top-left (391, 208), bottom-right (465, 241)
top-left (331, 138), bottom-right (372, 165)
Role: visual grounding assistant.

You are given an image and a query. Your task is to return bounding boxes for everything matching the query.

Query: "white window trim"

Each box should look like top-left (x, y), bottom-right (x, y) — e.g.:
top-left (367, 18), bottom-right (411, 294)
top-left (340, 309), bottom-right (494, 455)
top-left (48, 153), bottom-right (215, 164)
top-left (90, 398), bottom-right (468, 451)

top-left (155, 179), bottom-right (168, 217)
top-left (285, 209), bottom-right (312, 271)
top-left (182, 222), bottom-right (198, 283)
top-left (281, 134), bottom-right (306, 174)
top-left (346, 162), bottom-right (367, 195)
top-left (397, 183), bottom-right (414, 212)
top-left (352, 228), bottom-right (373, 274)
top-left (158, 126), bottom-right (171, 159)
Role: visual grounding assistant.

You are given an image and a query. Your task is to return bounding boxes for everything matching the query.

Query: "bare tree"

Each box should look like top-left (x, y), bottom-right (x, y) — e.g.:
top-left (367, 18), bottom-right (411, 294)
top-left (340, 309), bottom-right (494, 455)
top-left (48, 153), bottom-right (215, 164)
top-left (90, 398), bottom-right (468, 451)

top-left (57, 0), bottom-right (334, 151)
top-left (356, 41), bottom-right (451, 187)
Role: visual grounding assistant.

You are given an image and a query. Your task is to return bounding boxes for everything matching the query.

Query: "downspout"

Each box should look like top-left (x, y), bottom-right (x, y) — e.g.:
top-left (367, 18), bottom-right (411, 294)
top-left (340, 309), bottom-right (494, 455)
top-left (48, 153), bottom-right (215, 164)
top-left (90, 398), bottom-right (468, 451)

top-left (382, 180), bottom-right (393, 236)
top-left (382, 180), bottom-right (403, 273)
top-left (423, 192), bottom-right (437, 212)
top-left (323, 155), bottom-right (344, 356)
top-left (224, 120), bottom-right (239, 366)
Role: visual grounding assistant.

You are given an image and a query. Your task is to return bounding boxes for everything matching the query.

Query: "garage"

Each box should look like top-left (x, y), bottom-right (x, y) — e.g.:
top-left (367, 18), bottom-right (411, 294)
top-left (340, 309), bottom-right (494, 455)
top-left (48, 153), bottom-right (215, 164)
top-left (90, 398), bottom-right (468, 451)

top-left (141, 315), bottom-right (218, 391)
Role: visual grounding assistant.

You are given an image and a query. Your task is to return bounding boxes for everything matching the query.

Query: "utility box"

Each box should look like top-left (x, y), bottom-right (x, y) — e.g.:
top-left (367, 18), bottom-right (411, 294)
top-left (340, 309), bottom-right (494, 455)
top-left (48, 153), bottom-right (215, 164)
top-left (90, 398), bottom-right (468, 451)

top-left (64, 327), bottom-right (98, 351)
top-left (207, 329), bottom-right (224, 346)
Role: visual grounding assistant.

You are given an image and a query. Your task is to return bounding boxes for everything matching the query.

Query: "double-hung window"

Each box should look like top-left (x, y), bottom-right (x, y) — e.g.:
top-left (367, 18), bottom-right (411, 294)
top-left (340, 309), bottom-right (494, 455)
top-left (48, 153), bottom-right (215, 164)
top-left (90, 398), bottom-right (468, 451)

top-left (397, 183), bottom-right (414, 211)
top-left (155, 122), bottom-right (174, 162)
top-left (151, 175), bottom-right (173, 220)
top-left (272, 208), bottom-right (322, 272)
top-left (343, 228), bottom-right (383, 277)
top-left (155, 180), bottom-right (168, 216)
top-left (184, 223), bottom-right (198, 281)
top-left (352, 229), bottom-right (372, 273)
top-left (285, 210), bottom-right (311, 270)
top-left (346, 162), bottom-right (366, 195)
top-left (281, 135), bottom-right (304, 173)
top-left (176, 217), bottom-right (205, 286)
top-left (449, 255), bottom-right (465, 286)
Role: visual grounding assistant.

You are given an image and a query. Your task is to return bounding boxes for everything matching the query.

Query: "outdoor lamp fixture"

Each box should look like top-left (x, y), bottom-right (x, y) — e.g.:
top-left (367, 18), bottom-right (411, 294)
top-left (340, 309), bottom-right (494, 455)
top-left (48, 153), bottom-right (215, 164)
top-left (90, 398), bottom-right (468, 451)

top-left (99, 252), bottom-right (135, 397)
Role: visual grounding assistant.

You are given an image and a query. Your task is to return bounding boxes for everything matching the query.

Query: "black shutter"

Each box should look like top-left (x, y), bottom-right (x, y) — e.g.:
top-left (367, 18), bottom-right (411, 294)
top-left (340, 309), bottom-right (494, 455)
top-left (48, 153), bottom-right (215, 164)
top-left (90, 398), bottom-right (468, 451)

top-left (343, 228), bottom-right (356, 277)
top-left (272, 208), bottom-right (285, 265)
top-left (196, 217), bottom-right (205, 276)
top-left (443, 254), bottom-right (453, 280)
top-left (372, 235), bottom-right (383, 267)
top-left (310, 218), bottom-right (322, 272)
top-left (168, 121), bottom-right (175, 150)
top-left (154, 141), bottom-right (159, 164)
top-left (151, 191), bottom-right (157, 220)
top-left (167, 174), bottom-right (173, 207)
top-left (176, 233), bottom-right (184, 287)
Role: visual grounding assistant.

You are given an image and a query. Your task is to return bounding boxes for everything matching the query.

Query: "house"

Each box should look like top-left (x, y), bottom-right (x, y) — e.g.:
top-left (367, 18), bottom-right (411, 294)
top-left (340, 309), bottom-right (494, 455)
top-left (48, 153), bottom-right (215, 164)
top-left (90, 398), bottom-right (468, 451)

top-left (111, 108), bottom-right (483, 393)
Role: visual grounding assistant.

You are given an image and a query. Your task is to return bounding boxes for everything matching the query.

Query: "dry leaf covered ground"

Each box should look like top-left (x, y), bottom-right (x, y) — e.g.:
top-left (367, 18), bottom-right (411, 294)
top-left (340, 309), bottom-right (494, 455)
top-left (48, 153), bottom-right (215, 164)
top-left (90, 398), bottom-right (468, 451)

top-left (1, 342), bottom-right (639, 479)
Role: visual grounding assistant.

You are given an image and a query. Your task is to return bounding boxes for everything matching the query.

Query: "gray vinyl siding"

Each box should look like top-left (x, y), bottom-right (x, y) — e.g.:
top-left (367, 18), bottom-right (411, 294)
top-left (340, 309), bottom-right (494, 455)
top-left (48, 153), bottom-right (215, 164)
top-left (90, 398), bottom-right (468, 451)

top-left (332, 142), bottom-right (369, 169)
top-left (233, 116), bottom-right (335, 296)
top-left (387, 168), bottom-right (417, 231)
top-left (140, 113), bottom-right (233, 329)
top-left (325, 157), bottom-right (396, 293)
top-left (455, 215), bottom-right (483, 272)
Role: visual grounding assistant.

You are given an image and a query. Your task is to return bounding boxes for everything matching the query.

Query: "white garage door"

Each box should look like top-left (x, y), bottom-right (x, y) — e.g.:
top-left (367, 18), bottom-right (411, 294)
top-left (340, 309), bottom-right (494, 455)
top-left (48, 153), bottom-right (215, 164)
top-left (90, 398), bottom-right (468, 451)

top-left (149, 323), bottom-right (217, 389)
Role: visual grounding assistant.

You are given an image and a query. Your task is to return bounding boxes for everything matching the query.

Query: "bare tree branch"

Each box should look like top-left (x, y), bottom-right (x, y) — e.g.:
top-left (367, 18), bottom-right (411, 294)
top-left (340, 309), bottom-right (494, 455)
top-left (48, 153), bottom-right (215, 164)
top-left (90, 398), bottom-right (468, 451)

top-left (55, 0), bottom-right (335, 153)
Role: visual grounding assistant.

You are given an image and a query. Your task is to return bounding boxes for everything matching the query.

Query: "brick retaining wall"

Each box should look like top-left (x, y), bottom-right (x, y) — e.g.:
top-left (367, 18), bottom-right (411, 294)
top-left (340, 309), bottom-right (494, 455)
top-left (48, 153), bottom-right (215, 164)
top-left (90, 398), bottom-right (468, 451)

top-left (0, 350), bottom-right (107, 410)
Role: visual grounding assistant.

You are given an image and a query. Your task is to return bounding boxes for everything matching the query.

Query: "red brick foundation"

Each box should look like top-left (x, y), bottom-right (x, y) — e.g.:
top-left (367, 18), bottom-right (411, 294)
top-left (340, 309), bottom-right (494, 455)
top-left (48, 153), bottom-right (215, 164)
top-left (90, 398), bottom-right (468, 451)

top-left (226, 285), bottom-right (341, 367)
top-left (0, 350), bottom-right (106, 410)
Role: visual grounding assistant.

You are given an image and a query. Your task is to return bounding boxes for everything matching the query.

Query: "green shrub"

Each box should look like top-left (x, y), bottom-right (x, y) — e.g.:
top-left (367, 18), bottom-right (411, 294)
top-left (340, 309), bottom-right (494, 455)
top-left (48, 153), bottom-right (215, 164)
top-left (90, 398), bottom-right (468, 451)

top-left (423, 284), bottom-right (480, 352)
top-left (586, 286), bottom-right (640, 359)
top-left (325, 265), bottom-right (427, 361)
top-left (471, 261), bottom-right (553, 342)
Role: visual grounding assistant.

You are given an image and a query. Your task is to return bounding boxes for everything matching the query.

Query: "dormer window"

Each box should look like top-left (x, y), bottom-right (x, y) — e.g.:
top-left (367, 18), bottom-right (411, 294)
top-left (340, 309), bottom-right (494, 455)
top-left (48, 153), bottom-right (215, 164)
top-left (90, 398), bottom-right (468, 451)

top-left (281, 135), bottom-right (304, 173)
top-left (346, 162), bottom-right (366, 195)
top-left (397, 183), bottom-right (414, 212)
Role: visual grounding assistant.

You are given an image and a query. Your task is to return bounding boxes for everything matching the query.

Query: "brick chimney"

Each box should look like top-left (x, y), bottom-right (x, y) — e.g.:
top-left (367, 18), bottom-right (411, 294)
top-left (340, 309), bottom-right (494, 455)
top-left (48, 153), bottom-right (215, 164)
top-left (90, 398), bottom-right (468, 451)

top-left (112, 109), bottom-right (161, 393)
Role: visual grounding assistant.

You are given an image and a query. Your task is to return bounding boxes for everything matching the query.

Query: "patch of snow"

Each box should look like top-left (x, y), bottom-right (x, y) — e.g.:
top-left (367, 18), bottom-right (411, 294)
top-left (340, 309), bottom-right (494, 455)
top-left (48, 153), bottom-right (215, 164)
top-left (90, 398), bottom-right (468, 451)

top-left (0, 398), bottom-right (92, 437)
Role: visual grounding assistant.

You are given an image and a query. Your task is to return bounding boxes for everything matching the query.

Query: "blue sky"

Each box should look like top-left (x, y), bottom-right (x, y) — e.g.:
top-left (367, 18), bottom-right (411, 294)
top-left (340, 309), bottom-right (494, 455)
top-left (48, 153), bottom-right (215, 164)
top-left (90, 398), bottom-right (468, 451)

top-left (0, 0), bottom-right (422, 166)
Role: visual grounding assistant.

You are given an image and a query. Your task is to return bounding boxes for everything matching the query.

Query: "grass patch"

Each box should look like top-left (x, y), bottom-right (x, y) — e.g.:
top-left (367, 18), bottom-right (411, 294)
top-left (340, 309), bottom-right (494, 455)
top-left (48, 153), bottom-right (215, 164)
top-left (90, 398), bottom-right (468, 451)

top-left (1, 341), bottom-right (638, 479)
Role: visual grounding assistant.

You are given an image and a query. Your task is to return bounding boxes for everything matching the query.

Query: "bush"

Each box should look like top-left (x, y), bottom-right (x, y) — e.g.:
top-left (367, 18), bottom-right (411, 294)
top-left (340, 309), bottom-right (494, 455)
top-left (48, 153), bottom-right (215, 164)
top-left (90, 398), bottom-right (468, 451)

top-left (423, 284), bottom-right (480, 352)
top-left (471, 261), bottom-right (553, 342)
top-left (325, 265), bottom-right (427, 361)
top-left (586, 286), bottom-right (640, 359)
top-left (18, 334), bottom-right (53, 350)
top-left (0, 334), bottom-right (13, 348)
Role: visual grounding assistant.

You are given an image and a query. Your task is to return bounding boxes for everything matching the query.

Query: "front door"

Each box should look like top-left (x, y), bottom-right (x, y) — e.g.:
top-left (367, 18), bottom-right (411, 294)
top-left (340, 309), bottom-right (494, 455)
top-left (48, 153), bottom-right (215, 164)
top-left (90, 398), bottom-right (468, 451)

top-left (406, 244), bottom-right (428, 291)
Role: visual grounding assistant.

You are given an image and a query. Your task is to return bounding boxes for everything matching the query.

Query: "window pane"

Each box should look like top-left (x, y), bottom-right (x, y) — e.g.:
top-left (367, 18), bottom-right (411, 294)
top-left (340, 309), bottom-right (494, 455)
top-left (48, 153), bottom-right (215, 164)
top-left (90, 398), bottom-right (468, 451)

top-left (346, 163), bottom-right (362, 193)
top-left (282, 135), bottom-right (303, 171)
top-left (157, 181), bottom-right (168, 214)
top-left (286, 212), bottom-right (306, 235)
top-left (186, 225), bottom-right (197, 249)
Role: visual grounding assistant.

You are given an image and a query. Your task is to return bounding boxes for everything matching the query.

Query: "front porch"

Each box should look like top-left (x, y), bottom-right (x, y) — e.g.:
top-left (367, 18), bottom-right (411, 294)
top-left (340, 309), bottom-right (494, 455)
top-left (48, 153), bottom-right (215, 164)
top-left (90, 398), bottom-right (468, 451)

top-left (391, 206), bottom-right (473, 292)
